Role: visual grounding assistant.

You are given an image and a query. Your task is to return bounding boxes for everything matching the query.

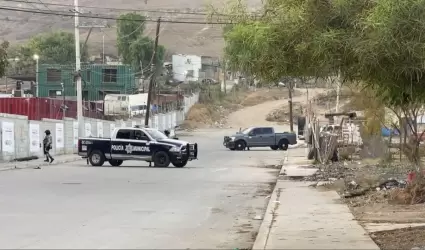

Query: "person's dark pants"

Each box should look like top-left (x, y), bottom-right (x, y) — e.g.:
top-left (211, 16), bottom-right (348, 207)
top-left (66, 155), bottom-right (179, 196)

top-left (44, 147), bottom-right (54, 162)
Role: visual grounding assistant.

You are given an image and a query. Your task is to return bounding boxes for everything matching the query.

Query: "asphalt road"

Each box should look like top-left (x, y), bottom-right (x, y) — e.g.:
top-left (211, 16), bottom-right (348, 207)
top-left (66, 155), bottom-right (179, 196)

top-left (0, 129), bottom-right (290, 249)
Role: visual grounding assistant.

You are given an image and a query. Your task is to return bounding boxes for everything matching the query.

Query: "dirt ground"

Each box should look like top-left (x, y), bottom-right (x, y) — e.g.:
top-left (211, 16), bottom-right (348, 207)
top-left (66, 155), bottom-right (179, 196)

top-left (225, 88), bottom-right (326, 129)
top-left (371, 226), bottom-right (425, 250)
top-left (183, 87), bottom-right (309, 130)
top-left (303, 161), bottom-right (425, 250)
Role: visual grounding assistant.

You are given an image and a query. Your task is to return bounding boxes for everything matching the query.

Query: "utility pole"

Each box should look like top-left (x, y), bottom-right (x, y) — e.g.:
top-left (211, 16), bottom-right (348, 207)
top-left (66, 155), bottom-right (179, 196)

top-left (288, 81), bottom-right (294, 132)
top-left (74, 0), bottom-right (84, 138)
top-left (144, 18), bottom-right (161, 127)
top-left (222, 60), bottom-right (227, 94)
top-left (75, 15), bottom-right (106, 135)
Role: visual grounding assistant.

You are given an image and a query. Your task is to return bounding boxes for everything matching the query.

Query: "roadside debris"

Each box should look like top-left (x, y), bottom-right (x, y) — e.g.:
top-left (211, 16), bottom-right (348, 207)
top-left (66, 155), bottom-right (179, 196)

top-left (300, 161), bottom-right (423, 203)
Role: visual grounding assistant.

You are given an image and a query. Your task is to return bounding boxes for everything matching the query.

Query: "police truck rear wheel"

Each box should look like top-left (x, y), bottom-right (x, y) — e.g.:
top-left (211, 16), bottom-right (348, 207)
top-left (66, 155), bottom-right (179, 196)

top-left (153, 151), bottom-right (171, 167)
top-left (109, 159), bottom-right (123, 167)
top-left (89, 150), bottom-right (105, 166)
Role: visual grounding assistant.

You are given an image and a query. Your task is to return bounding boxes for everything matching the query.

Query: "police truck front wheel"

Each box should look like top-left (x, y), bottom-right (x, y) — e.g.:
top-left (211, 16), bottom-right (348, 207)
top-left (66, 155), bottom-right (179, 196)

top-left (153, 151), bottom-right (171, 167)
top-left (109, 159), bottom-right (123, 167)
top-left (172, 159), bottom-right (188, 168)
top-left (89, 150), bottom-right (105, 166)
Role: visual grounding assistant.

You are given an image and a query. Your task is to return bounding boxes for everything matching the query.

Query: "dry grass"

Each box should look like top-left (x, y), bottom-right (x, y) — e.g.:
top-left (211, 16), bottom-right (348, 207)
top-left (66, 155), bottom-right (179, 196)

top-left (265, 101), bottom-right (304, 123)
top-left (390, 178), bottom-right (425, 205)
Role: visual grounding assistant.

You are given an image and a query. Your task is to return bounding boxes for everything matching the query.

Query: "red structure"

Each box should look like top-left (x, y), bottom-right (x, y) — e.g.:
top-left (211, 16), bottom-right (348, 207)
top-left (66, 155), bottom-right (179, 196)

top-left (0, 97), bottom-right (103, 121)
top-left (0, 93), bottom-right (184, 121)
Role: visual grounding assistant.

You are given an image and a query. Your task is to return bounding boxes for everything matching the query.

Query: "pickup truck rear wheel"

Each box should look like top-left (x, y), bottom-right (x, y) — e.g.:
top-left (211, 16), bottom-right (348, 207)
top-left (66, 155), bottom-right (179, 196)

top-left (270, 145), bottom-right (279, 150)
top-left (235, 140), bottom-right (246, 151)
top-left (153, 151), bottom-right (171, 167)
top-left (89, 150), bottom-right (105, 166)
top-left (109, 159), bottom-right (123, 167)
top-left (278, 139), bottom-right (289, 151)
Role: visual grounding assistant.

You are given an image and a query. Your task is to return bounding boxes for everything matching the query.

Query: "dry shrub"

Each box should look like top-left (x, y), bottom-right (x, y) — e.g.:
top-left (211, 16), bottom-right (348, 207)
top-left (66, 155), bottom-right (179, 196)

top-left (241, 88), bottom-right (300, 107)
top-left (314, 88), bottom-right (355, 107)
top-left (390, 177), bottom-right (425, 205)
top-left (182, 103), bottom-right (222, 129)
top-left (266, 102), bottom-right (304, 123)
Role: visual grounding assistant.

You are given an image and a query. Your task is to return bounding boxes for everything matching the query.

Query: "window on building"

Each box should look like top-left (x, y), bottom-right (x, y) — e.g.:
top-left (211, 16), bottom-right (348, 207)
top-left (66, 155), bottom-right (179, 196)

top-left (85, 70), bottom-right (91, 82)
top-left (102, 68), bottom-right (117, 83)
top-left (186, 70), bottom-right (194, 77)
top-left (48, 90), bottom-right (62, 97)
top-left (83, 91), bottom-right (89, 100)
top-left (46, 69), bottom-right (61, 82)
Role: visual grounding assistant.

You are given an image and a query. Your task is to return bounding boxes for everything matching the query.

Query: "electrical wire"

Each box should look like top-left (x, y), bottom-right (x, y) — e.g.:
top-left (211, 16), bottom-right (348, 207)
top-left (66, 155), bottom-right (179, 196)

top-left (0, 6), bottom-right (234, 24)
top-left (0, 0), bottom-right (238, 16)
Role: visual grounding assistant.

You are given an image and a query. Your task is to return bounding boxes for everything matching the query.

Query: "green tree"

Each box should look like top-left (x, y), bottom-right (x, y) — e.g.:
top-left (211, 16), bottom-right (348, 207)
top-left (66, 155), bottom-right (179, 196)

top-left (219, 0), bottom-right (425, 164)
top-left (29, 31), bottom-right (88, 64)
top-left (0, 41), bottom-right (9, 78)
top-left (7, 31), bottom-right (88, 74)
top-left (117, 13), bottom-right (165, 75)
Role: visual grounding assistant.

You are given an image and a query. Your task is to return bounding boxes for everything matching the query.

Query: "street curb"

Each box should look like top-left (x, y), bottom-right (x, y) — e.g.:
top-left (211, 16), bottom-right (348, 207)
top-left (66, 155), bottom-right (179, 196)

top-left (0, 155), bottom-right (82, 172)
top-left (253, 153), bottom-right (314, 250)
top-left (252, 173), bottom-right (280, 250)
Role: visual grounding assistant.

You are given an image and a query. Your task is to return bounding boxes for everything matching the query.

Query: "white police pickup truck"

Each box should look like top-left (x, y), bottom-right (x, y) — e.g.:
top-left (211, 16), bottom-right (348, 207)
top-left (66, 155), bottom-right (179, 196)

top-left (78, 126), bottom-right (198, 168)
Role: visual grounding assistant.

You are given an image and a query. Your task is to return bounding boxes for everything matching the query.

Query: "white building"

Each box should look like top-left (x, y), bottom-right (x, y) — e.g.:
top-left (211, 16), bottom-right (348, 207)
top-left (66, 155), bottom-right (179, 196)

top-left (172, 54), bottom-right (202, 82)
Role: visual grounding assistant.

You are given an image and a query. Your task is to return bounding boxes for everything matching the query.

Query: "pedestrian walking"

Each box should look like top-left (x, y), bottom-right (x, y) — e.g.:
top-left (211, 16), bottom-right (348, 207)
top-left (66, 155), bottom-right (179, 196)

top-left (43, 130), bottom-right (54, 163)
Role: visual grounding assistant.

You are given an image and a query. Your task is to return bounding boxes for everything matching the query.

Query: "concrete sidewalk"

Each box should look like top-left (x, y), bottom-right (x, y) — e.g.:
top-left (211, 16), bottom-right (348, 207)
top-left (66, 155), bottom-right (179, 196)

top-left (0, 154), bottom-right (83, 172)
top-left (253, 150), bottom-right (379, 249)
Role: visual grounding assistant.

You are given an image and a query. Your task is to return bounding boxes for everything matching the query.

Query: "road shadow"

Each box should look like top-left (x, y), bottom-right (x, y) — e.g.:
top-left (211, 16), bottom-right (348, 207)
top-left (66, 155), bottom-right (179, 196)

top-left (69, 164), bottom-right (197, 169)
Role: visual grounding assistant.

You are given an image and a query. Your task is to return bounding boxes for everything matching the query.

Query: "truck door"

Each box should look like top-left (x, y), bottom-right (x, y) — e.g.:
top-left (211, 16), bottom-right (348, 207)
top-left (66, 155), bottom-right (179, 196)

top-left (261, 127), bottom-right (275, 146)
top-left (248, 128), bottom-right (263, 146)
top-left (130, 130), bottom-right (152, 160)
top-left (111, 129), bottom-right (133, 160)
top-left (112, 129), bottom-right (151, 160)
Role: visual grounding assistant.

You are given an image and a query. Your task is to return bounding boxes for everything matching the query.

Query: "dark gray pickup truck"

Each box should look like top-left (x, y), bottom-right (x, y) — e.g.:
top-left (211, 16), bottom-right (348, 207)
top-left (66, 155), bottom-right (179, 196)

top-left (223, 126), bottom-right (297, 151)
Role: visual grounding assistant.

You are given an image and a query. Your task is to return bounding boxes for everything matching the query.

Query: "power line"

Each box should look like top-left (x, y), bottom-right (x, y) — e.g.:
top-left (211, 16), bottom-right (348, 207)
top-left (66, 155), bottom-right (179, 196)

top-left (0, 6), bottom-right (233, 24)
top-left (0, 0), bottom-right (236, 16)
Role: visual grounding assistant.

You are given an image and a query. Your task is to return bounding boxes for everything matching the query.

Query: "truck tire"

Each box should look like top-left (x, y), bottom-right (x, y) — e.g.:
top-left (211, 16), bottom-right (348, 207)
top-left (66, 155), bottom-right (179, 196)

top-left (109, 159), bottom-right (123, 167)
top-left (278, 139), bottom-right (289, 151)
top-left (153, 151), bottom-right (171, 167)
top-left (270, 145), bottom-right (279, 150)
top-left (235, 140), bottom-right (246, 151)
top-left (172, 159), bottom-right (188, 168)
top-left (89, 150), bottom-right (105, 166)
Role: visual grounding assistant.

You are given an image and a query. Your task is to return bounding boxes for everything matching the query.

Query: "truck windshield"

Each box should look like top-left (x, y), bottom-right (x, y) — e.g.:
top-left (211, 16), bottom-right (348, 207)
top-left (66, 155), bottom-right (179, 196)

top-left (145, 129), bottom-right (168, 140)
top-left (240, 127), bottom-right (252, 134)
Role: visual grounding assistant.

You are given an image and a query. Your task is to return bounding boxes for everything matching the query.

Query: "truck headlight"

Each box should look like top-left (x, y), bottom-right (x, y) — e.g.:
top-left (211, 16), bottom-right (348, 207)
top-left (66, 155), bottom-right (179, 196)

top-left (169, 146), bottom-right (181, 152)
top-left (230, 137), bottom-right (235, 141)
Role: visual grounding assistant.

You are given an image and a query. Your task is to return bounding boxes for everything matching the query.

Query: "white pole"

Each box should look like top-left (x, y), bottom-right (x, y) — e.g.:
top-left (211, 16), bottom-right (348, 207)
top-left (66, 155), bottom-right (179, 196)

top-left (74, 0), bottom-right (84, 137)
top-left (102, 34), bottom-right (105, 64)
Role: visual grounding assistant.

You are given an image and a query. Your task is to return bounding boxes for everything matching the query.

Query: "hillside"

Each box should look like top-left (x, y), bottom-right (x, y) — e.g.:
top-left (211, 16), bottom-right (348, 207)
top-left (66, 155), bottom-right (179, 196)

top-left (0, 0), bottom-right (261, 57)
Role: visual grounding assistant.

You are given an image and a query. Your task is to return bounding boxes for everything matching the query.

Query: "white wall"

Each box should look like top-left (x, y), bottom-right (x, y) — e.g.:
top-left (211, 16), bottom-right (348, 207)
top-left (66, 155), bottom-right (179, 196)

top-left (0, 93), bottom-right (200, 161)
top-left (172, 54), bottom-right (202, 82)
